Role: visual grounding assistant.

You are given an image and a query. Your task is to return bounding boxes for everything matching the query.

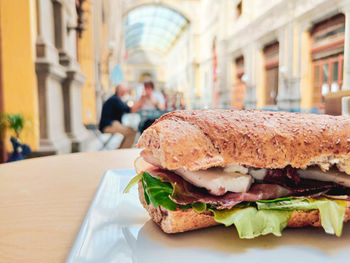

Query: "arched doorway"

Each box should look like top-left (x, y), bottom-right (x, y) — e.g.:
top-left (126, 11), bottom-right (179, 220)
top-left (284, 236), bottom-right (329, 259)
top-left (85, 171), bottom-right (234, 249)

top-left (122, 4), bottom-right (191, 108)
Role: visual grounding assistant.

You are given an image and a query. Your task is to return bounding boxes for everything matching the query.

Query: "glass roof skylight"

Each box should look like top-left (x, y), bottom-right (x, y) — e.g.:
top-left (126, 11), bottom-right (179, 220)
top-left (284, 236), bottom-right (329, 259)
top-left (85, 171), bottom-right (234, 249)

top-left (124, 5), bottom-right (189, 53)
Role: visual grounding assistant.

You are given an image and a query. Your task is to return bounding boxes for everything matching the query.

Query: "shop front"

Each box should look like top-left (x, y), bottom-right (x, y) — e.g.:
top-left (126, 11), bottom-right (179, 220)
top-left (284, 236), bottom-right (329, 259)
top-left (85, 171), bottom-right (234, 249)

top-left (311, 14), bottom-right (345, 114)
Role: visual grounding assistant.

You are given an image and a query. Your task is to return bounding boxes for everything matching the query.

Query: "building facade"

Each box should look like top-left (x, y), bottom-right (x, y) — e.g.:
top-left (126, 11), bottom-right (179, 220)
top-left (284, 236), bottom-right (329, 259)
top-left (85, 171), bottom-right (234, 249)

top-left (0, 0), bottom-right (117, 159)
top-left (167, 0), bottom-right (350, 112)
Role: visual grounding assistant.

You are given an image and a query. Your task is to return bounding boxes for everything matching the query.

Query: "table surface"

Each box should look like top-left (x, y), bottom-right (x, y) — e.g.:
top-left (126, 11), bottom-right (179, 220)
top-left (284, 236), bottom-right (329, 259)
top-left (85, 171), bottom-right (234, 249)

top-left (0, 149), bottom-right (140, 263)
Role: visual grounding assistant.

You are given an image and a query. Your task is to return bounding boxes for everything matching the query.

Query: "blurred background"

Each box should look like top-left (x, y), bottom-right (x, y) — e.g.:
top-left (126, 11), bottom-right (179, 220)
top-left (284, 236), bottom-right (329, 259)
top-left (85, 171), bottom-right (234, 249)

top-left (0, 0), bottom-right (350, 162)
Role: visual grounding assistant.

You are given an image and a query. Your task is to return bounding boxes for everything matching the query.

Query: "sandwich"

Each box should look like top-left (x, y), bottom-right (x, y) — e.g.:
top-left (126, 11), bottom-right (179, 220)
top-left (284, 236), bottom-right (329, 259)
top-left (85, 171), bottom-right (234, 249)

top-left (124, 109), bottom-right (350, 239)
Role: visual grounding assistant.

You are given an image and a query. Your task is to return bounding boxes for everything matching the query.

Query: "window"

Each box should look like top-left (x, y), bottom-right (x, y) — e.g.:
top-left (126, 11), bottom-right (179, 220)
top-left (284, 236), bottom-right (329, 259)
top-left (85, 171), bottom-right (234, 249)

top-left (53, 1), bottom-right (63, 49)
top-left (312, 55), bottom-right (344, 108)
top-left (311, 13), bottom-right (345, 109)
top-left (321, 64), bottom-right (329, 95)
top-left (263, 42), bottom-right (279, 106)
top-left (313, 65), bottom-right (320, 106)
top-left (331, 61), bottom-right (339, 92)
top-left (124, 6), bottom-right (189, 53)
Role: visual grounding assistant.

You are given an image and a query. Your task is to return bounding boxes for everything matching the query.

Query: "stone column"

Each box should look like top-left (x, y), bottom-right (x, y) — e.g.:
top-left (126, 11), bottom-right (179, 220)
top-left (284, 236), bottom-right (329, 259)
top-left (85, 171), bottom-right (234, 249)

top-left (35, 0), bottom-right (71, 154)
top-left (299, 21), bottom-right (313, 111)
top-left (342, 8), bottom-right (350, 90)
top-left (59, 0), bottom-right (92, 152)
top-left (276, 25), bottom-right (287, 108)
top-left (276, 22), bottom-right (301, 111)
top-left (93, 0), bottom-right (104, 122)
top-left (226, 54), bottom-right (235, 108)
top-left (243, 43), bottom-right (257, 109)
top-left (63, 62), bottom-right (90, 152)
top-left (217, 40), bottom-right (231, 108)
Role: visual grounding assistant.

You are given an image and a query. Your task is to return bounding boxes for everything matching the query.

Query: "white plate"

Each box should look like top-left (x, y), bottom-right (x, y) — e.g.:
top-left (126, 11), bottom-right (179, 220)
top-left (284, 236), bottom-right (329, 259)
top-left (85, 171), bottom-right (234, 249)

top-left (67, 169), bottom-right (350, 263)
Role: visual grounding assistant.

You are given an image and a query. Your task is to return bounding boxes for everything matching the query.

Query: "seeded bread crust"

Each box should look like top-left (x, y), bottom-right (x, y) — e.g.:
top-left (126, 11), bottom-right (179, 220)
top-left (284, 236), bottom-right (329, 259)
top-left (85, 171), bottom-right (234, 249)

top-left (139, 181), bottom-right (350, 234)
top-left (136, 110), bottom-right (350, 171)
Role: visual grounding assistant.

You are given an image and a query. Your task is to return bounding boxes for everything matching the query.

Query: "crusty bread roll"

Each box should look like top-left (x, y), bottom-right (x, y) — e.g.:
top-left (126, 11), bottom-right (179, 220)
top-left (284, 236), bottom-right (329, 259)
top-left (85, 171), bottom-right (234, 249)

top-left (136, 110), bottom-right (350, 172)
top-left (139, 181), bottom-right (350, 233)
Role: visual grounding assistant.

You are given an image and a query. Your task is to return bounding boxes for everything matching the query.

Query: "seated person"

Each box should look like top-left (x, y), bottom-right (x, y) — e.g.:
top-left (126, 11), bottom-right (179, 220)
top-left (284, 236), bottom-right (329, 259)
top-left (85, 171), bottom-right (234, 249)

top-left (99, 84), bottom-right (144, 148)
top-left (141, 81), bottom-right (166, 110)
top-left (139, 81), bottom-right (166, 133)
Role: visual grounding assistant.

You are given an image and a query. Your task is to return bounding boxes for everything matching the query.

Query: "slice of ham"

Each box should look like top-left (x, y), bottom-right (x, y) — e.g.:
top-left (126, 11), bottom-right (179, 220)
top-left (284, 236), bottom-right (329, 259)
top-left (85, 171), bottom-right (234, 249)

top-left (145, 167), bottom-right (291, 209)
top-left (264, 166), bottom-right (301, 186)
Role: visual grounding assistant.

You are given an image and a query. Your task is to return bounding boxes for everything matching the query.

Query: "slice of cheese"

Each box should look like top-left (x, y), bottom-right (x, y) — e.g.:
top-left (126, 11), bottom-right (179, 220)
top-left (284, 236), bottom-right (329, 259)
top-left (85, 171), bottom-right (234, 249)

top-left (298, 167), bottom-right (350, 187)
top-left (249, 168), bottom-right (267, 181)
top-left (175, 168), bottom-right (253, 196)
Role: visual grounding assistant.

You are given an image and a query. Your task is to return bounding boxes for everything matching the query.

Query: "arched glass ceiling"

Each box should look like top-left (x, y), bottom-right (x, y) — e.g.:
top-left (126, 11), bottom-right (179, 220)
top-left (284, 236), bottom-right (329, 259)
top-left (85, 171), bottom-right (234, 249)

top-left (124, 5), bottom-right (189, 53)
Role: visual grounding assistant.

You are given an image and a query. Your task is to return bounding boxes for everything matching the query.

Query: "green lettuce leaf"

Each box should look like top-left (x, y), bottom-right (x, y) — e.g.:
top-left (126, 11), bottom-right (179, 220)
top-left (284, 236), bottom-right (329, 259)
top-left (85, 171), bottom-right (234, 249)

top-left (192, 202), bottom-right (207, 213)
top-left (124, 172), bottom-right (195, 211)
top-left (257, 196), bottom-right (293, 203)
top-left (257, 198), bottom-right (316, 210)
top-left (257, 198), bottom-right (346, 236)
top-left (316, 199), bottom-right (346, 236)
top-left (124, 172), bottom-right (347, 238)
top-left (142, 171), bottom-right (178, 211)
top-left (211, 207), bottom-right (292, 239)
top-left (123, 173), bottom-right (142, 194)
top-left (141, 176), bottom-right (150, 205)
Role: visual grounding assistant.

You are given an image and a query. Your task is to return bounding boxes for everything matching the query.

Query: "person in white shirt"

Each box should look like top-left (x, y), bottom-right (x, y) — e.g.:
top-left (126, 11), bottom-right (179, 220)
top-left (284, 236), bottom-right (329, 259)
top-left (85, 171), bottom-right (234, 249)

top-left (138, 81), bottom-right (166, 133)
top-left (141, 81), bottom-right (165, 110)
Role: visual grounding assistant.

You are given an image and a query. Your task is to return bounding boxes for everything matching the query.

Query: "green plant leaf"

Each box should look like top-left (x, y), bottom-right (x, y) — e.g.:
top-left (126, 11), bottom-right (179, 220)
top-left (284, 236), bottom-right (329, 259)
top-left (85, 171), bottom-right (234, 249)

top-left (7, 114), bottom-right (24, 137)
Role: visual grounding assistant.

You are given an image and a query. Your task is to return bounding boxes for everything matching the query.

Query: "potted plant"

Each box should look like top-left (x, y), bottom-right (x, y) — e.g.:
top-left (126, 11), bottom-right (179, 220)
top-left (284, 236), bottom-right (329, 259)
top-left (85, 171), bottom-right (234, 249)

top-left (5, 113), bottom-right (31, 162)
top-left (8, 113), bottom-right (24, 139)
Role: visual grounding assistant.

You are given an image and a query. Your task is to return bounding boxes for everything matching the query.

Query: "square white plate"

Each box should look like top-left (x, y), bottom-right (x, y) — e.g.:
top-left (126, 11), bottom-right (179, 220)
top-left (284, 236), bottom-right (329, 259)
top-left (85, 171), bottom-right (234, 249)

top-left (67, 169), bottom-right (350, 263)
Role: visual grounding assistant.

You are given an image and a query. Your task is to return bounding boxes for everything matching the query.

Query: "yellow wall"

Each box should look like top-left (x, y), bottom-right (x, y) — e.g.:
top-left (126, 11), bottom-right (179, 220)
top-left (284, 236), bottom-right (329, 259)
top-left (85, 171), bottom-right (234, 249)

top-left (0, 0), bottom-right (39, 150)
top-left (300, 30), bottom-right (313, 109)
top-left (78, 0), bottom-right (97, 124)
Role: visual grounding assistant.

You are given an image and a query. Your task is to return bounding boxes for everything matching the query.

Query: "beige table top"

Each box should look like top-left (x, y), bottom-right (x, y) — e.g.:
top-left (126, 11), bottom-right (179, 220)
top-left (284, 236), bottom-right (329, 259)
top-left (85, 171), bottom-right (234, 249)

top-left (0, 149), bottom-right (140, 263)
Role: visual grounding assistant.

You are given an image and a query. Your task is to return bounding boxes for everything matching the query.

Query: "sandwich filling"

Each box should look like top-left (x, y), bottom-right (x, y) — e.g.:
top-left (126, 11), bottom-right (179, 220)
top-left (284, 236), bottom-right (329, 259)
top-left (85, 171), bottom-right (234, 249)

top-left (141, 150), bottom-right (350, 196)
top-left (125, 151), bottom-right (350, 238)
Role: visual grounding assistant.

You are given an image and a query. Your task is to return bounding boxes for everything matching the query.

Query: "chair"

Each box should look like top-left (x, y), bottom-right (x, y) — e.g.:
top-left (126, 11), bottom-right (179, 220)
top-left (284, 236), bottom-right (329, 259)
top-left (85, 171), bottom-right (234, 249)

top-left (85, 124), bottom-right (122, 150)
